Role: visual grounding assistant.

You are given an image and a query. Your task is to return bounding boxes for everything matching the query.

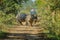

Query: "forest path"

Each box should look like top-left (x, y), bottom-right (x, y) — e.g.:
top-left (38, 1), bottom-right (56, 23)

top-left (4, 24), bottom-right (47, 40)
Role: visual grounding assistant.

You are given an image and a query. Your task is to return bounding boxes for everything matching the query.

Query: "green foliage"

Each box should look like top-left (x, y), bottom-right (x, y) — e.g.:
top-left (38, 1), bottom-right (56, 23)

top-left (48, 0), bottom-right (60, 11)
top-left (0, 11), bottom-right (16, 25)
top-left (0, 0), bottom-right (60, 39)
top-left (36, 0), bottom-right (60, 39)
top-left (0, 31), bottom-right (7, 38)
top-left (0, 0), bottom-right (29, 15)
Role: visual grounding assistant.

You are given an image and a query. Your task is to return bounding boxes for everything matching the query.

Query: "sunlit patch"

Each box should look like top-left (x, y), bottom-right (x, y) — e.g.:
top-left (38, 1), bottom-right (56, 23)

top-left (32, 0), bottom-right (35, 2)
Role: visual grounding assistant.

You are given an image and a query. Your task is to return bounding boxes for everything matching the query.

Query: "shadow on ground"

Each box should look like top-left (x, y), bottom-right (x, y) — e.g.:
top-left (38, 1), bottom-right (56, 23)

top-left (0, 33), bottom-right (59, 40)
top-left (0, 33), bottom-right (47, 40)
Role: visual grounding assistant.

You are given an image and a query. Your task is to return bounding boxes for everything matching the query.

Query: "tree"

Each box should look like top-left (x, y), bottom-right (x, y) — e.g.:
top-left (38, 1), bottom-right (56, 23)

top-left (0, 0), bottom-right (29, 15)
top-left (36, 0), bottom-right (60, 38)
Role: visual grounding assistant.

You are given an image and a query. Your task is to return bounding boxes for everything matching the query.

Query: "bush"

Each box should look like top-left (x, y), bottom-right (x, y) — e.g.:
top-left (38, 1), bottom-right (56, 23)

top-left (0, 31), bottom-right (7, 38)
top-left (46, 33), bottom-right (60, 40)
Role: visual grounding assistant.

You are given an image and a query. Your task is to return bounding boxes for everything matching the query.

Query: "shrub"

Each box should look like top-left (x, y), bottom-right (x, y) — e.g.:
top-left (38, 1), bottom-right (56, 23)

top-left (0, 31), bottom-right (7, 38)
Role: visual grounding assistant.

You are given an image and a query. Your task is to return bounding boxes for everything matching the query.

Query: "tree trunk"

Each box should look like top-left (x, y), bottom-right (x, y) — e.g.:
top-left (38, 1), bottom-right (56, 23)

top-left (0, 0), bottom-right (2, 4)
